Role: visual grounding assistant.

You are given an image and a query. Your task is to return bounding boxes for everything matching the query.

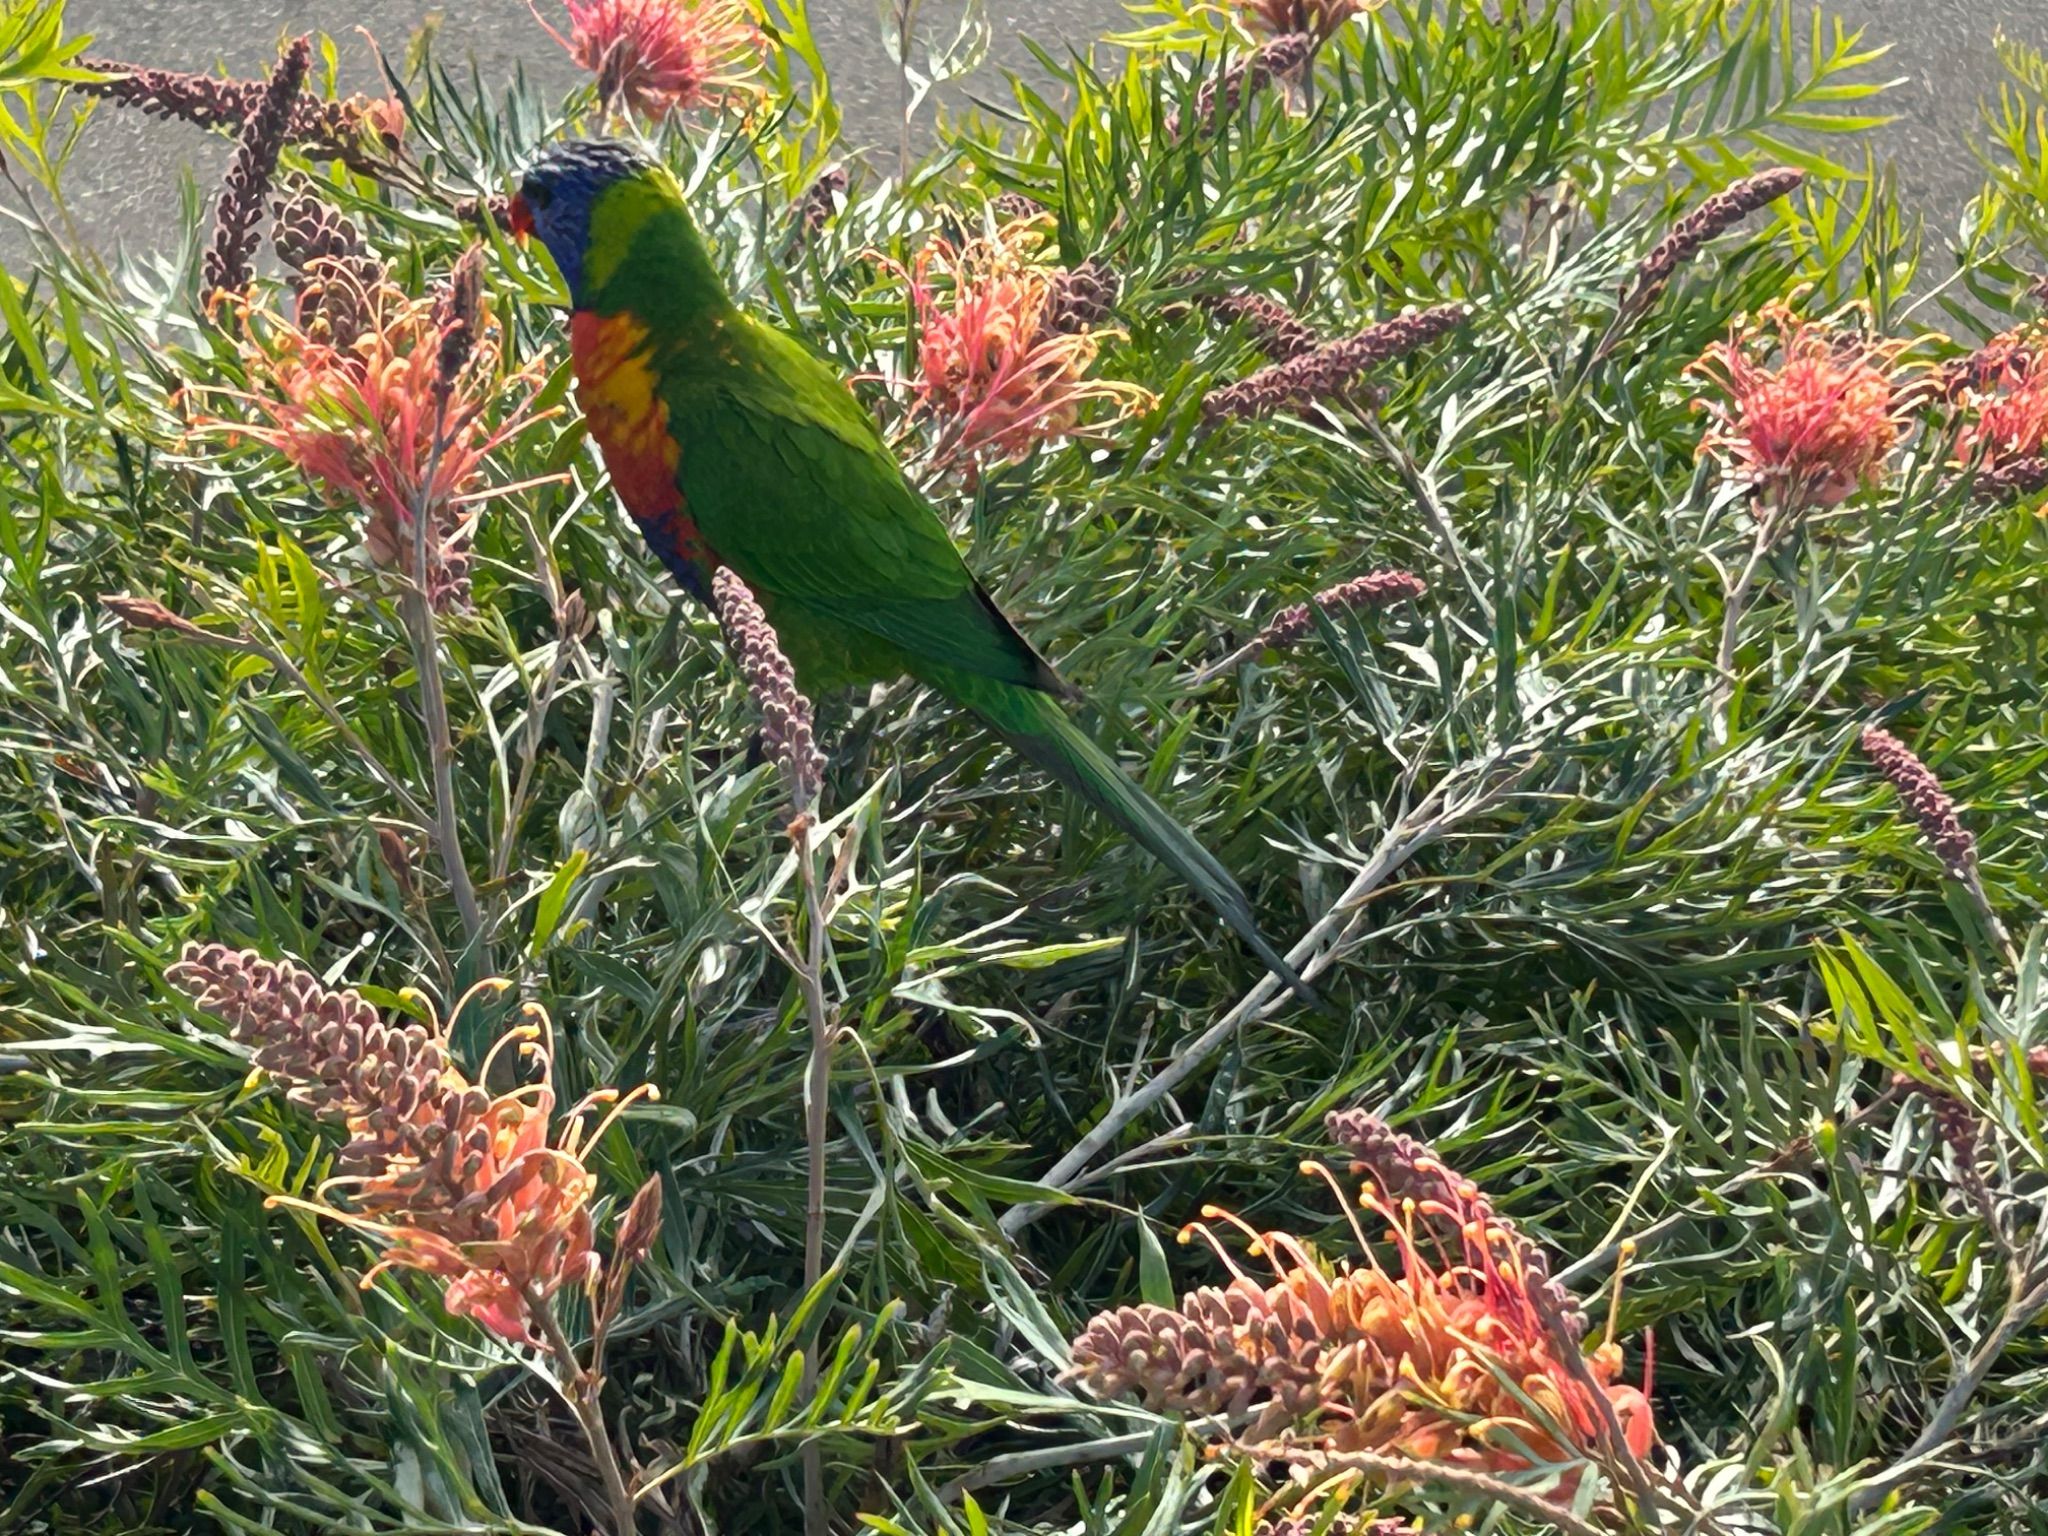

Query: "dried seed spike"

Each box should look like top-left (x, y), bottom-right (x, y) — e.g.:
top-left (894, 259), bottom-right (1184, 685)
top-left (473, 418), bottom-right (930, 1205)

top-left (1859, 723), bottom-right (1979, 878)
top-left (1620, 167), bottom-right (1804, 317)
top-left (202, 38), bottom-right (310, 307)
top-left (710, 566), bottom-right (826, 815)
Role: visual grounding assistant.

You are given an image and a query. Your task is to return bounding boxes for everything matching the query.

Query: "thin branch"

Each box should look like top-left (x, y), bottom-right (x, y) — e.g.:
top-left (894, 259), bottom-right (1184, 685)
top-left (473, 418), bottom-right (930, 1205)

top-left (530, 1286), bottom-right (639, 1536)
top-left (1253, 1442), bottom-right (1613, 1536)
top-left (793, 816), bottom-right (836, 1536)
top-left (1001, 755), bottom-right (1529, 1237)
top-left (1848, 1266), bottom-right (2048, 1516)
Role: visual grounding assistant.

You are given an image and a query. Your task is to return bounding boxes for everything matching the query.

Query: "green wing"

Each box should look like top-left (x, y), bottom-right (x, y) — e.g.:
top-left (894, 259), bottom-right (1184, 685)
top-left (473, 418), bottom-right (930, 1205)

top-left (665, 318), bottom-right (1065, 696)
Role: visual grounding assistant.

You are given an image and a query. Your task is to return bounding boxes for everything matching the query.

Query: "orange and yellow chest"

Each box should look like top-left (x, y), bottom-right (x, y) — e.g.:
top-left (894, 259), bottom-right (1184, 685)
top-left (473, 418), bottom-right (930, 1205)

top-left (568, 310), bottom-right (716, 586)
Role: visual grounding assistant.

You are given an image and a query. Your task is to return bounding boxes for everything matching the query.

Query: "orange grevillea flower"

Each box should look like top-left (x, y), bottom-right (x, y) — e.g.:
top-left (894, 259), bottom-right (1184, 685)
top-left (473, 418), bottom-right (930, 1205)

top-left (1952, 327), bottom-right (2048, 471)
top-left (899, 217), bottom-right (1151, 474)
top-left (1068, 1113), bottom-right (1651, 1493)
top-left (168, 945), bottom-right (656, 1344)
top-left (1687, 300), bottom-right (1921, 510)
top-left (204, 256), bottom-right (552, 610)
top-left (535, 0), bottom-right (765, 120)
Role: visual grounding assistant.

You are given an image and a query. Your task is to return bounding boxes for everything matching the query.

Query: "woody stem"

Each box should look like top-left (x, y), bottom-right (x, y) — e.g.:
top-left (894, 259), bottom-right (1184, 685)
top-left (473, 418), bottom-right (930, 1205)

top-left (531, 1287), bottom-right (638, 1536)
top-left (794, 817), bottom-right (835, 1536)
top-left (401, 428), bottom-right (485, 952)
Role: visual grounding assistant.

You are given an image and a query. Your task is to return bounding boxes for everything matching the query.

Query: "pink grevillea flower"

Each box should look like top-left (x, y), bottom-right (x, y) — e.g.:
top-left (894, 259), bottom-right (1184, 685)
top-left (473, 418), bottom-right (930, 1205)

top-left (900, 218), bottom-right (1152, 474)
top-left (1687, 300), bottom-right (1922, 509)
top-left (535, 0), bottom-right (765, 120)
top-left (204, 257), bottom-right (553, 610)
top-left (1951, 327), bottom-right (2048, 473)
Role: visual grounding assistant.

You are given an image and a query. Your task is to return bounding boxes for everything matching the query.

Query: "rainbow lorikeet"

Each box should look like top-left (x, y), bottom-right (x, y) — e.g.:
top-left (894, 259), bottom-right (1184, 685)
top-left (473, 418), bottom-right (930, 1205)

top-left (510, 139), bottom-right (1307, 999)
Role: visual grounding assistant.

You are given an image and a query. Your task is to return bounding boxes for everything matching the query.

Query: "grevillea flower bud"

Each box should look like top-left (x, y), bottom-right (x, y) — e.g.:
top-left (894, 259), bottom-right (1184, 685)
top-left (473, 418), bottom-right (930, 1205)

top-left (455, 193), bottom-right (513, 229)
top-left (789, 167), bottom-right (848, 248)
top-left (272, 189), bottom-right (386, 347)
top-left (1040, 259), bottom-right (1120, 336)
top-left (1068, 1116), bottom-right (1653, 1488)
top-left (614, 1174), bottom-right (664, 1266)
top-left (1202, 303), bottom-right (1466, 423)
top-left (1928, 1091), bottom-right (1992, 1215)
top-left (1326, 1108), bottom-right (1586, 1338)
top-left (992, 190), bottom-right (1047, 222)
top-left (101, 593), bottom-right (211, 640)
top-left (711, 566), bottom-right (826, 815)
top-left (1234, 0), bottom-right (1371, 41)
top-left (1973, 456), bottom-right (2048, 504)
top-left (1859, 724), bottom-right (1978, 878)
top-left (1619, 168), bottom-right (1804, 316)
top-left (166, 943), bottom-right (454, 1158)
top-left (171, 944), bottom-right (653, 1344)
top-left (1195, 288), bottom-right (1319, 362)
top-left (1169, 33), bottom-right (1312, 139)
top-left (203, 38), bottom-right (309, 306)
top-left (434, 246), bottom-right (488, 399)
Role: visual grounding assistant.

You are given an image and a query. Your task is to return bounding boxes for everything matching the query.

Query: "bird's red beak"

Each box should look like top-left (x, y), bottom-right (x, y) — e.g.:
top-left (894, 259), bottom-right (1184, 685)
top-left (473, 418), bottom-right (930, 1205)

top-left (507, 193), bottom-right (534, 243)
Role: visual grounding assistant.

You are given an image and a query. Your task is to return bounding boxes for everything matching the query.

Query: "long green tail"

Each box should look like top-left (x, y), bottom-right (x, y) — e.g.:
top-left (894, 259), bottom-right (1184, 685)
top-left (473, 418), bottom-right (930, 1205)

top-left (963, 680), bottom-right (1315, 1005)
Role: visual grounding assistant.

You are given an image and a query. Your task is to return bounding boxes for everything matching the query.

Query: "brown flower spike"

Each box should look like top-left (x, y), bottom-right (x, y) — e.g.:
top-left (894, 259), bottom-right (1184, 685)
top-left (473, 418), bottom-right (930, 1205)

top-left (1197, 569), bottom-right (1425, 682)
top-left (78, 56), bottom-right (405, 177)
top-left (1203, 304), bottom-right (1467, 423)
top-left (1169, 33), bottom-right (1313, 139)
top-left (1196, 287), bottom-right (1321, 362)
top-left (712, 567), bottom-right (827, 816)
top-left (1859, 724), bottom-right (1978, 879)
top-left (203, 38), bottom-right (310, 306)
top-left (1618, 168), bottom-right (1805, 319)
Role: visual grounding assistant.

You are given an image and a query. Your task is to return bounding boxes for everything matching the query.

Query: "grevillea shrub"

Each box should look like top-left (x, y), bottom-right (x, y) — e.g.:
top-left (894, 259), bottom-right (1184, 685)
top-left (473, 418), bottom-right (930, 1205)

top-left (10, 3), bottom-right (2048, 1534)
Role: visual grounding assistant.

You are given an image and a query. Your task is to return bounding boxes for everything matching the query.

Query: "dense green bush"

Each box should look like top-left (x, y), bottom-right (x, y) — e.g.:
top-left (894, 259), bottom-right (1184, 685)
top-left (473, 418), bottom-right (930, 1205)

top-left (5, 0), bottom-right (2048, 1532)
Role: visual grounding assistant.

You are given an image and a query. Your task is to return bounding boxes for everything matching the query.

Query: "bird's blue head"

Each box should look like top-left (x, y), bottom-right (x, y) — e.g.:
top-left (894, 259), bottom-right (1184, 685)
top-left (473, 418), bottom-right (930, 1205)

top-left (508, 138), bottom-right (661, 305)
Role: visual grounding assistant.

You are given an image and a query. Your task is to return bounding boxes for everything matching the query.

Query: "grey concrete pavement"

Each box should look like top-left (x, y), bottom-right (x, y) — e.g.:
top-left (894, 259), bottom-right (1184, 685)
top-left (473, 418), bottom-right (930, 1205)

top-left (38, 2), bottom-right (2047, 257)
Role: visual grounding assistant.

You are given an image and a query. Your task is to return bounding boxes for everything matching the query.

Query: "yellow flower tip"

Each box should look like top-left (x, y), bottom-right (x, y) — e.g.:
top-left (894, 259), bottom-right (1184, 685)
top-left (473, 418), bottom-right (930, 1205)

top-left (1619, 1238), bottom-right (1639, 1260)
top-left (1247, 1240), bottom-right (1266, 1258)
top-left (1176, 1226), bottom-right (1197, 1245)
top-left (1199, 1203), bottom-right (1227, 1219)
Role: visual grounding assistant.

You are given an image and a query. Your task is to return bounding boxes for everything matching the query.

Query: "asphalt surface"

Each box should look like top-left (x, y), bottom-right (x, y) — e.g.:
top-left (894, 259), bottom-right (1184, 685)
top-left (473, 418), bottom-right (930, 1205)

top-left (32, 2), bottom-right (2041, 258)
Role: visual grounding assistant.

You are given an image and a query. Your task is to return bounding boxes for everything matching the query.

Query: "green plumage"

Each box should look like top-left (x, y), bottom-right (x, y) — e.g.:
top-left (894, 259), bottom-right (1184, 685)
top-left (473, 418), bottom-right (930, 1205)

top-left (565, 155), bottom-right (1307, 999)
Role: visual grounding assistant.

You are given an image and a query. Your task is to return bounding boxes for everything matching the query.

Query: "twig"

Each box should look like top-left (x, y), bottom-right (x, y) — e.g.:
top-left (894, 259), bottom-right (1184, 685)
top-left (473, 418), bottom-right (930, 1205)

top-left (1252, 1442), bottom-right (1612, 1536)
top-left (1710, 512), bottom-right (1776, 743)
top-left (1848, 1261), bottom-right (2048, 1515)
top-left (1000, 756), bottom-right (1528, 1237)
top-left (1347, 406), bottom-right (1489, 619)
top-left (530, 1285), bottom-right (639, 1536)
top-left (399, 410), bottom-right (484, 950)
top-left (793, 816), bottom-right (836, 1536)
